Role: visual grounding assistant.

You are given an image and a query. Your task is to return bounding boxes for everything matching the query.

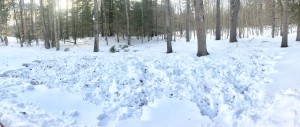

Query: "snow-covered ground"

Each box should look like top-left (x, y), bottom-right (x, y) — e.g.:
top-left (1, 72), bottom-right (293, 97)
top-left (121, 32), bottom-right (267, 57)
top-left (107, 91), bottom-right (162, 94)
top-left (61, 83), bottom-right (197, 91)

top-left (0, 33), bottom-right (300, 127)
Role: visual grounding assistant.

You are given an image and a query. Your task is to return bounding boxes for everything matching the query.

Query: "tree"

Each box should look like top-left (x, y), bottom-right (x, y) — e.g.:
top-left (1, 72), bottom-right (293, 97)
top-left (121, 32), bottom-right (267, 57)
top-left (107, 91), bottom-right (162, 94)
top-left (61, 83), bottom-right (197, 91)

top-left (125, 0), bottom-right (131, 45)
top-left (185, 0), bottom-right (190, 42)
top-left (195, 0), bottom-right (208, 57)
top-left (215, 0), bottom-right (221, 40)
top-left (281, 0), bottom-right (288, 47)
top-left (271, 0), bottom-right (276, 38)
top-left (93, 0), bottom-right (99, 52)
top-left (54, 0), bottom-right (59, 51)
top-left (0, 0), bottom-right (9, 36)
top-left (164, 0), bottom-right (172, 53)
top-left (40, 0), bottom-right (50, 49)
top-left (229, 0), bottom-right (240, 42)
top-left (290, 0), bottom-right (300, 41)
top-left (29, 0), bottom-right (35, 45)
top-left (297, 22), bottom-right (300, 41)
top-left (19, 0), bottom-right (25, 47)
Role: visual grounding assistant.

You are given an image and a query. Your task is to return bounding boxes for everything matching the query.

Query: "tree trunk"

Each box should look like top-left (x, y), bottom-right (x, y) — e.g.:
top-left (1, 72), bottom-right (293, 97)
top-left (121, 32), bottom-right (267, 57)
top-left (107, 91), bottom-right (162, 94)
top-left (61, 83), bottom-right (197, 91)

top-left (108, 0), bottom-right (114, 36)
top-left (4, 36), bottom-right (8, 46)
top-left (297, 23), bottom-right (300, 41)
top-left (216, 0), bottom-right (221, 40)
top-left (72, 0), bottom-right (77, 44)
top-left (279, 0), bottom-right (283, 36)
top-left (165, 0), bottom-right (172, 53)
top-left (19, 0), bottom-right (25, 47)
top-left (229, 0), bottom-right (240, 42)
top-left (30, 0), bottom-right (35, 45)
top-left (271, 0), bottom-right (276, 38)
top-left (195, 0), bottom-right (208, 57)
top-left (66, 0), bottom-right (69, 39)
top-left (13, 0), bottom-right (21, 44)
top-left (185, 0), bottom-right (190, 42)
top-left (40, 0), bottom-right (50, 49)
top-left (125, 0), bottom-right (131, 45)
top-left (53, 0), bottom-right (59, 51)
top-left (281, 0), bottom-right (288, 47)
top-left (94, 0), bottom-right (99, 52)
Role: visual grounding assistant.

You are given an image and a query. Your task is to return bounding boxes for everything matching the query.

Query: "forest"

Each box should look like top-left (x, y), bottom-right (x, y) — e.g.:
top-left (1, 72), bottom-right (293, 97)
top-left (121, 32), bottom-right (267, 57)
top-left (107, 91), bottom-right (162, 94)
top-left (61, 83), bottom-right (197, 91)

top-left (1, 0), bottom-right (300, 126)
top-left (0, 0), bottom-right (299, 55)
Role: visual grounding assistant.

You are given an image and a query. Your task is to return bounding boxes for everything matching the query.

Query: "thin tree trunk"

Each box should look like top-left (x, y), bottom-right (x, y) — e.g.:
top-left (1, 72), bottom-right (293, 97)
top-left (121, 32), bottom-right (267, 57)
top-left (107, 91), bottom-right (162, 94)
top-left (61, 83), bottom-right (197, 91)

top-left (196, 0), bottom-right (208, 57)
top-left (279, 0), bottom-right (283, 36)
top-left (297, 23), bottom-right (300, 41)
top-left (72, 0), bottom-right (77, 44)
top-left (271, 0), bottom-right (276, 38)
top-left (13, 0), bottom-right (21, 44)
top-left (53, 0), bottom-right (59, 51)
top-left (281, 0), bottom-right (288, 47)
top-left (30, 0), bottom-right (35, 45)
top-left (19, 0), bottom-right (25, 47)
top-left (40, 0), bottom-right (50, 49)
top-left (66, 0), bottom-right (69, 39)
top-left (215, 0), bottom-right (221, 40)
top-left (165, 0), bottom-right (172, 53)
top-left (229, 0), bottom-right (240, 42)
top-left (94, 0), bottom-right (99, 52)
top-left (186, 0), bottom-right (190, 42)
top-left (125, 0), bottom-right (131, 45)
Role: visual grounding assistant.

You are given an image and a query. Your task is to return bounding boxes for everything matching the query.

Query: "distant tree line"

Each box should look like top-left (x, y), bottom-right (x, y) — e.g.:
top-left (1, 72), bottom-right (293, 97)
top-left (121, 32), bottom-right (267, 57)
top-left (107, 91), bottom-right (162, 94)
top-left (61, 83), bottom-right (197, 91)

top-left (0, 0), bottom-right (299, 56)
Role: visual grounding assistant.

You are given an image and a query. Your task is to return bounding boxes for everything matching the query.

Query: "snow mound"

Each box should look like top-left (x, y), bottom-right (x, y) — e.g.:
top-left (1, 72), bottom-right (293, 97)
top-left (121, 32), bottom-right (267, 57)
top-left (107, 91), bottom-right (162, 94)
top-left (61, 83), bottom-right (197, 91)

top-left (0, 41), bottom-right (278, 126)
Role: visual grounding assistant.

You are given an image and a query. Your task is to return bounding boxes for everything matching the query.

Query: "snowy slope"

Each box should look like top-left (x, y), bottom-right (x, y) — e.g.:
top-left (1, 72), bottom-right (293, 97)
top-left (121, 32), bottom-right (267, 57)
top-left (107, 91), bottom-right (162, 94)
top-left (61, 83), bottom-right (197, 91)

top-left (0, 34), bottom-right (299, 127)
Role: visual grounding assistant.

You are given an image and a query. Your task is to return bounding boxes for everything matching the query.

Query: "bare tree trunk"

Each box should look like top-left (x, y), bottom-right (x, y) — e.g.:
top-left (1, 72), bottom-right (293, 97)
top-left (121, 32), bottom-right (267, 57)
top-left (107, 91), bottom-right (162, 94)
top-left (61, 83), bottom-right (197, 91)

top-left (40, 0), bottom-right (50, 49)
top-left (66, 0), bottom-right (69, 39)
top-left (281, 0), bottom-right (288, 47)
top-left (279, 0), bottom-right (283, 36)
top-left (72, 0), bottom-right (77, 44)
top-left (49, 1), bottom-right (55, 47)
top-left (125, 0), bottom-right (131, 45)
top-left (229, 0), bottom-right (240, 42)
top-left (30, 0), bottom-right (35, 45)
top-left (93, 0), bottom-right (99, 52)
top-left (297, 23), bottom-right (300, 41)
top-left (165, 0), bottom-right (172, 53)
top-left (186, 0), bottom-right (190, 42)
top-left (258, 3), bottom-right (263, 35)
top-left (216, 0), bottom-right (221, 40)
top-left (19, 0), bottom-right (25, 47)
top-left (271, 0), bottom-right (276, 38)
top-left (13, 0), bottom-right (21, 43)
top-left (196, 0), bottom-right (208, 57)
top-left (53, 0), bottom-right (59, 51)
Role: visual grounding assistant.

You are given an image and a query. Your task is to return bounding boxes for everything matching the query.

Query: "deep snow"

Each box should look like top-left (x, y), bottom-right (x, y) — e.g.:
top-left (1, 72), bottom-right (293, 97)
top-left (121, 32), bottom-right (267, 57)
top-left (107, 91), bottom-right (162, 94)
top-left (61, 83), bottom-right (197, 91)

top-left (0, 33), bottom-right (300, 127)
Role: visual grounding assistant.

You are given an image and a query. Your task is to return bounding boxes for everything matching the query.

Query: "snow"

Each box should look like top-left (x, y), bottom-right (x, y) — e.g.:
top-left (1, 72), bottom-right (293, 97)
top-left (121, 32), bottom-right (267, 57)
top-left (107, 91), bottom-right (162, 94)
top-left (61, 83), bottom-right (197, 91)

top-left (0, 33), bottom-right (300, 127)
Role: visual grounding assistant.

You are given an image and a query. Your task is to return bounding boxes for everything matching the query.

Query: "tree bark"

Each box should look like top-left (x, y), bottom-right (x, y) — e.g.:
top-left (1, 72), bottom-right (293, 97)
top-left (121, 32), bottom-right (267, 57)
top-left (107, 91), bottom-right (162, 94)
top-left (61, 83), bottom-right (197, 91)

top-left (66, 0), bottom-right (69, 39)
top-left (19, 0), bottom-right (25, 47)
top-left (165, 0), bottom-right (172, 53)
top-left (72, 0), bottom-right (77, 44)
top-left (271, 0), bottom-right (276, 38)
top-left (195, 0), bottom-right (208, 57)
top-left (216, 0), bottom-right (221, 40)
top-left (29, 0), bottom-right (35, 45)
top-left (53, 0), bottom-right (59, 51)
top-left (279, 0), bottom-right (284, 36)
top-left (229, 0), bottom-right (240, 42)
top-left (297, 22), bottom-right (300, 41)
top-left (93, 0), bottom-right (99, 52)
top-left (125, 0), bottom-right (131, 45)
top-left (281, 0), bottom-right (288, 47)
top-left (40, 0), bottom-right (50, 49)
top-left (186, 0), bottom-right (190, 42)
